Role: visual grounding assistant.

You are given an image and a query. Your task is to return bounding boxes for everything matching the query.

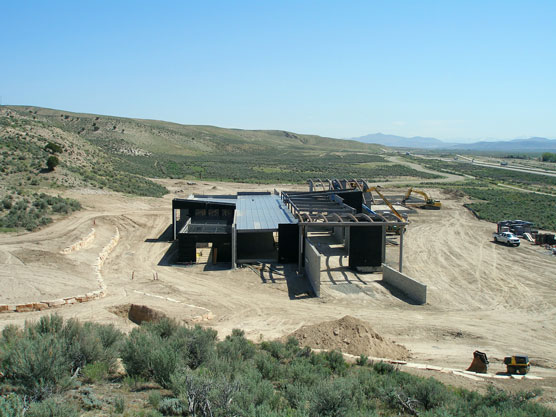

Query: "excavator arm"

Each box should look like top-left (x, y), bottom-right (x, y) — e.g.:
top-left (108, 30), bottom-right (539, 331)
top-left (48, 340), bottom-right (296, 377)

top-left (368, 186), bottom-right (405, 222)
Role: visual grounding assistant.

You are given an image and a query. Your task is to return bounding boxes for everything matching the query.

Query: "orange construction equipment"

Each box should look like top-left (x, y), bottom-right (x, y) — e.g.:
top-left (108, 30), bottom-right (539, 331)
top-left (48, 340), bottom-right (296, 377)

top-left (466, 350), bottom-right (489, 373)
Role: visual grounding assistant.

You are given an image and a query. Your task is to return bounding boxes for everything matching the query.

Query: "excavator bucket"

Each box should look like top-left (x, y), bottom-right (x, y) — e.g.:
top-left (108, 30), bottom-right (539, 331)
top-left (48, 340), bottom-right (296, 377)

top-left (466, 350), bottom-right (489, 373)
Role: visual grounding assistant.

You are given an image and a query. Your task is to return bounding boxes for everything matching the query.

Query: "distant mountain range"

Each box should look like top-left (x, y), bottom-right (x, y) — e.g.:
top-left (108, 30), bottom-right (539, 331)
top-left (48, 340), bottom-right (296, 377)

top-left (349, 133), bottom-right (445, 148)
top-left (349, 133), bottom-right (556, 152)
top-left (451, 137), bottom-right (556, 152)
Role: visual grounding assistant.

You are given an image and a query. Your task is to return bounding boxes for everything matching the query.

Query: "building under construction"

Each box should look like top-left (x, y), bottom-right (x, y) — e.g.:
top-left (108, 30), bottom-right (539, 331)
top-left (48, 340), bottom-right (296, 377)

top-left (171, 179), bottom-right (408, 296)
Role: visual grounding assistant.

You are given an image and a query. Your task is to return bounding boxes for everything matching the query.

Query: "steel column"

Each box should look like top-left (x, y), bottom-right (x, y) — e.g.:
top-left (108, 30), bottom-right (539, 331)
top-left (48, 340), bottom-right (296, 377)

top-left (172, 209), bottom-right (177, 240)
top-left (399, 227), bottom-right (404, 272)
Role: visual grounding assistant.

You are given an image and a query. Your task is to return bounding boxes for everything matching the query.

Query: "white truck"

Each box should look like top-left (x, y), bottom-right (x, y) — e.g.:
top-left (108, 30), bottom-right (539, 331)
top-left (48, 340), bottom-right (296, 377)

top-left (493, 231), bottom-right (520, 247)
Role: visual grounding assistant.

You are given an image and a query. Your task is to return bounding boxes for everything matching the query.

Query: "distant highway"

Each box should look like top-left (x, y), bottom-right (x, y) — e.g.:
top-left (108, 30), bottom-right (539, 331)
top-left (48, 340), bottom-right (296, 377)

top-left (414, 154), bottom-right (556, 178)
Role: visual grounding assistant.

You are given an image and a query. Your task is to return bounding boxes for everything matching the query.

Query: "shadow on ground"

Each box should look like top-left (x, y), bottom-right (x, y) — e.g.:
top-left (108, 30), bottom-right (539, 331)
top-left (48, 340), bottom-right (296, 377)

top-left (145, 224), bottom-right (173, 243)
top-left (376, 280), bottom-right (422, 305)
top-left (245, 263), bottom-right (313, 300)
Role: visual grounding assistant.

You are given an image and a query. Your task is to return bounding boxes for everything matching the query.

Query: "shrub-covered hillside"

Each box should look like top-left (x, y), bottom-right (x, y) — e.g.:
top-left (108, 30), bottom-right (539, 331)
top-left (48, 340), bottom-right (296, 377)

top-left (0, 107), bottom-right (168, 200)
top-left (0, 315), bottom-right (554, 416)
top-left (0, 193), bottom-right (81, 232)
top-left (1, 106), bottom-right (440, 194)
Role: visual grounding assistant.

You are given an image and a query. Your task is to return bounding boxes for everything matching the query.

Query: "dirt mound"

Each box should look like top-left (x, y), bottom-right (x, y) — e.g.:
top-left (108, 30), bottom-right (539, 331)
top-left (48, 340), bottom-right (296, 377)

top-left (109, 304), bottom-right (167, 325)
top-left (282, 315), bottom-right (410, 360)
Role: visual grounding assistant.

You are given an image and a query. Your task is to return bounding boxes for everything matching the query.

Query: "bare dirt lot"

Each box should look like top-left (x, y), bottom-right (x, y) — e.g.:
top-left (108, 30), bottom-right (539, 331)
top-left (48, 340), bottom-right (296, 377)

top-left (1, 180), bottom-right (556, 406)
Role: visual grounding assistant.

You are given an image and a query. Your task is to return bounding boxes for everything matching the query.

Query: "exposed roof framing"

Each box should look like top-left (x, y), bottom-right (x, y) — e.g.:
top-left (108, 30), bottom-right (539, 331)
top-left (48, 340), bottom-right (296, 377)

top-left (308, 178), bottom-right (371, 192)
top-left (281, 189), bottom-right (386, 224)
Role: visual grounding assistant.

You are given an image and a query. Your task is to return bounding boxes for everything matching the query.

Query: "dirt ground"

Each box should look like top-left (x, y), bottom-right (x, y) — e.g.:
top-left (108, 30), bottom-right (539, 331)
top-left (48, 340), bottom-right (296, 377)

top-left (1, 179), bottom-right (556, 406)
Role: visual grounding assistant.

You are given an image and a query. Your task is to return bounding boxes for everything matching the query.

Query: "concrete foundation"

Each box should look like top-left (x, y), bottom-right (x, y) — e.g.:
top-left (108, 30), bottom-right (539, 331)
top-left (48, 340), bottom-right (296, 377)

top-left (382, 263), bottom-right (427, 304)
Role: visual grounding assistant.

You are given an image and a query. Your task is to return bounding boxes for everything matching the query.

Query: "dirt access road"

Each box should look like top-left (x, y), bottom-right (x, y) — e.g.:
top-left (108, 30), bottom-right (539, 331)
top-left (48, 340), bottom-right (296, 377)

top-left (1, 180), bottom-right (556, 405)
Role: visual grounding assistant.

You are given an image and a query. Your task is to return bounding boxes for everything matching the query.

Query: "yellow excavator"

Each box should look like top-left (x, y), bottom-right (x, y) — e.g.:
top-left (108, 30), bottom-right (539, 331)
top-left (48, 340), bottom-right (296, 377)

top-left (403, 188), bottom-right (441, 210)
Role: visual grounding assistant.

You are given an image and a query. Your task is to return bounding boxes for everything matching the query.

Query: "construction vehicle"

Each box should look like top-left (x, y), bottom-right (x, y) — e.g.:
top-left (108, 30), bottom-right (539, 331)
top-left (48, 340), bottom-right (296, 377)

top-left (493, 231), bottom-right (520, 247)
top-left (403, 188), bottom-right (441, 210)
top-left (503, 355), bottom-right (530, 375)
top-left (466, 350), bottom-right (489, 373)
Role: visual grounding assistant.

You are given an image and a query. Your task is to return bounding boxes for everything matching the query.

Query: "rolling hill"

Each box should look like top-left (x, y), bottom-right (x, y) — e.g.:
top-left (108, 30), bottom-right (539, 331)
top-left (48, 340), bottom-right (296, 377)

top-left (13, 106), bottom-right (382, 155)
top-left (0, 105), bottom-right (439, 212)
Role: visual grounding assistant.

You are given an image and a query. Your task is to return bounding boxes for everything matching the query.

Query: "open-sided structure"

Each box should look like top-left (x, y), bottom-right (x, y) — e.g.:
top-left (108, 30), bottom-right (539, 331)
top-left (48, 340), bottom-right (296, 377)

top-left (171, 182), bottom-right (407, 297)
top-left (172, 192), bottom-right (298, 265)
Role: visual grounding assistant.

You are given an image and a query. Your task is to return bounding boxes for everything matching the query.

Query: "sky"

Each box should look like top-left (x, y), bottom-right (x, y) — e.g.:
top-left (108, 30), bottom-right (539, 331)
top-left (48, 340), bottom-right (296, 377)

top-left (2, 1), bottom-right (556, 141)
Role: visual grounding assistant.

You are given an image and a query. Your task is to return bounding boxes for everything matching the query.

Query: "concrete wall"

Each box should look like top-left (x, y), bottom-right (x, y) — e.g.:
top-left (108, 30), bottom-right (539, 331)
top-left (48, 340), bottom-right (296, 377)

top-left (382, 263), bottom-right (426, 304)
top-left (304, 239), bottom-right (321, 297)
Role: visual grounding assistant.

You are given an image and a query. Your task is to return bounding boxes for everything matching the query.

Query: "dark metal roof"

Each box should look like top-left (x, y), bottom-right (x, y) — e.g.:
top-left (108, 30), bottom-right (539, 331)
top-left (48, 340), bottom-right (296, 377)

top-left (172, 198), bottom-right (235, 210)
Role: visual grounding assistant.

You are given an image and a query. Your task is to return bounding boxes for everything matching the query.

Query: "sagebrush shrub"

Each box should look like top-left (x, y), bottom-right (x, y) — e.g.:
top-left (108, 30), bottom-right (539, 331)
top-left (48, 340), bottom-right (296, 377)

top-left (260, 340), bottom-right (286, 360)
top-left (373, 361), bottom-right (394, 375)
top-left (0, 315), bottom-right (122, 401)
top-left (34, 314), bottom-right (63, 335)
top-left (144, 318), bottom-right (179, 339)
top-left (174, 325), bottom-right (217, 370)
top-left (407, 377), bottom-right (448, 410)
top-left (3, 333), bottom-right (69, 399)
top-left (216, 328), bottom-right (256, 362)
top-left (82, 362), bottom-right (109, 383)
top-left (150, 345), bottom-right (181, 388)
top-left (308, 379), bottom-right (352, 417)
top-left (26, 399), bottom-right (78, 417)
top-left (113, 396), bottom-right (125, 414)
top-left (322, 350), bottom-right (347, 375)
top-left (0, 394), bottom-right (24, 417)
top-left (121, 328), bottom-right (160, 379)
top-left (286, 356), bottom-right (330, 386)
top-left (158, 397), bottom-right (186, 416)
top-left (148, 391), bottom-right (162, 409)
top-left (170, 369), bottom-right (239, 417)
top-left (122, 322), bottom-right (217, 384)
top-left (233, 368), bottom-right (278, 411)
top-left (254, 352), bottom-right (282, 381)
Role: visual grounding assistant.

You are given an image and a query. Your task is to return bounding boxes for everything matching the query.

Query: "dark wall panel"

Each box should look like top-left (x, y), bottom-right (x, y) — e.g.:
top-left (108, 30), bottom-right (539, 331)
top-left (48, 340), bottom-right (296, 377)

top-left (349, 226), bottom-right (383, 268)
top-left (237, 232), bottom-right (276, 260)
top-left (336, 191), bottom-right (363, 213)
top-left (278, 223), bottom-right (299, 263)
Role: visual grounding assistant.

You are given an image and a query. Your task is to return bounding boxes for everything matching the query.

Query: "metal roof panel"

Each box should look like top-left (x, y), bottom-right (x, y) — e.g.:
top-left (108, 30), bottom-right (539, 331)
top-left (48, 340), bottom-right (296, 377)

top-left (236, 195), bottom-right (297, 231)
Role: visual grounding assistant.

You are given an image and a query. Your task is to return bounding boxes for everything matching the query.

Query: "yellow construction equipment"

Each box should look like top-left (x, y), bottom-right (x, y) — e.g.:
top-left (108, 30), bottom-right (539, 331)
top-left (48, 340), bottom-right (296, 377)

top-left (331, 180), bottom-right (406, 233)
top-left (368, 186), bottom-right (405, 222)
top-left (466, 350), bottom-right (489, 373)
top-left (503, 355), bottom-right (530, 375)
top-left (403, 188), bottom-right (441, 210)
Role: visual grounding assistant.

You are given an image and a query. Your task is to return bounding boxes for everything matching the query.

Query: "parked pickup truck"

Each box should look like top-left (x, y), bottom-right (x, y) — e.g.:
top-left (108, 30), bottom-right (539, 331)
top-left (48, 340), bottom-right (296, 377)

top-left (493, 232), bottom-right (520, 247)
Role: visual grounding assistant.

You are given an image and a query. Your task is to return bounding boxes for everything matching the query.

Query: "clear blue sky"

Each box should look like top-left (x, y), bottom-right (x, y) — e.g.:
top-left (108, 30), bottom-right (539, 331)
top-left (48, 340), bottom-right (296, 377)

top-left (3, 1), bottom-right (555, 141)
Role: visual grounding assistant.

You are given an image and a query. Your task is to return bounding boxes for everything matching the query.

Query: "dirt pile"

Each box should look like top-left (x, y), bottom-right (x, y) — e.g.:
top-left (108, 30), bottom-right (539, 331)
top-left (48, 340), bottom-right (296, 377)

top-left (109, 304), bottom-right (167, 325)
top-left (282, 315), bottom-right (410, 360)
